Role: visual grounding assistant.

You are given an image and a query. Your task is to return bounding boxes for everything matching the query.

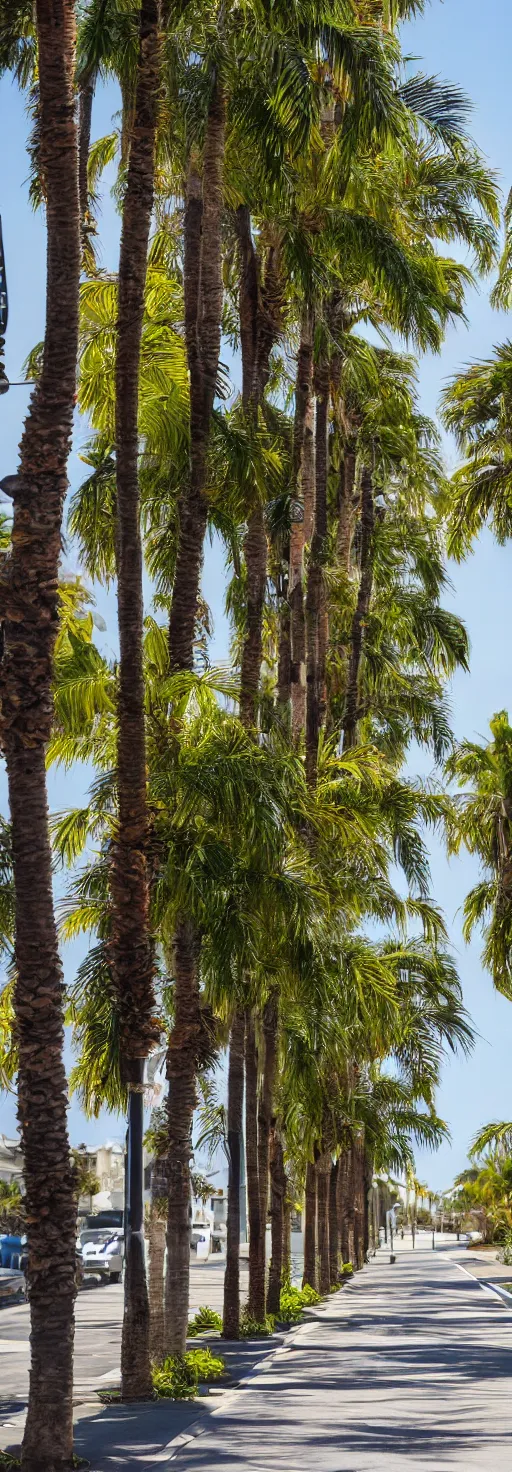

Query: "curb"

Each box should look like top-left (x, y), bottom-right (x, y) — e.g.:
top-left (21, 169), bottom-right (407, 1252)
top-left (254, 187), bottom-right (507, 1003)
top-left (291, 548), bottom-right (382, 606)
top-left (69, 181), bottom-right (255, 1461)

top-left (147, 1287), bottom-right (350, 1468)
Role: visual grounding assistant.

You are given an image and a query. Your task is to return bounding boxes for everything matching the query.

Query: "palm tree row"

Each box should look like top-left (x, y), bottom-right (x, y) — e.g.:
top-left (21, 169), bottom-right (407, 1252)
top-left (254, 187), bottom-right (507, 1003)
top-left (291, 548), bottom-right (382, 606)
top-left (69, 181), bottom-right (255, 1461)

top-left (0, 0), bottom-right (503, 1466)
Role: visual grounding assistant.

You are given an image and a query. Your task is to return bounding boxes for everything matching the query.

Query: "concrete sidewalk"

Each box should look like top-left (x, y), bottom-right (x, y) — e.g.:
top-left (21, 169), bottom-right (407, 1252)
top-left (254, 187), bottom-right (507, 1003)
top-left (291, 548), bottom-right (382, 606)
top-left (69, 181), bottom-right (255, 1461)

top-left (165, 1244), bottom-right (512, 1471)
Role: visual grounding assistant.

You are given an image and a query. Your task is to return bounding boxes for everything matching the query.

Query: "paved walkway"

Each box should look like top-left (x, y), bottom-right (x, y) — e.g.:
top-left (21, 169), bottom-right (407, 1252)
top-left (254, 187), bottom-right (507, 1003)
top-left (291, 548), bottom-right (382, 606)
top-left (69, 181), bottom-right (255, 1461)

top-left (171, 1243), bottom-right (512, 1470)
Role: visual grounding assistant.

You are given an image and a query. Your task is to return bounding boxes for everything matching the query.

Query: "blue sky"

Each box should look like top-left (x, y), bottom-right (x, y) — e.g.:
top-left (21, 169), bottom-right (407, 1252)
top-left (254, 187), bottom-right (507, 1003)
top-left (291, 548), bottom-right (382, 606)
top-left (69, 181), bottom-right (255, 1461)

top-left (0, 0), bottom-right (512, 1187)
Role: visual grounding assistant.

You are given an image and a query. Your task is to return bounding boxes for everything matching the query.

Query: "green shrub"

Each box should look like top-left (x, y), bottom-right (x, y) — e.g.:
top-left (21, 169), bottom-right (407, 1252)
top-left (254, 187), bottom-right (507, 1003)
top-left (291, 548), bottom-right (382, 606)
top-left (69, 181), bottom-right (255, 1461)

top-left (342, 1262), bottom-right (354, 1276)
top-left (497, 1234), bottom-right (512, 1266)
top-left (152, 1346), bottom-right (226, 1398)
top-left (186, 1347), bottom-right (226, 1382)
top-left (279, 1286), bottom-right (305, 1322)
top-left (188, 1305), bottom-right (223, 1336)
top-left (278, 1283), bottom-right (323, 1322)
top-left (300, 1283), bottom-right (322, 1305)
top-left (153, 1356), bottom-right (198, 1399)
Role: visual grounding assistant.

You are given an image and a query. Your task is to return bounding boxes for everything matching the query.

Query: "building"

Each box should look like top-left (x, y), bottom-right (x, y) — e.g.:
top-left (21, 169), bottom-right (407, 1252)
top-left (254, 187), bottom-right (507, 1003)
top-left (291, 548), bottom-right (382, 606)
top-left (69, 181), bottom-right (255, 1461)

top-left (0, 1133), bottom-right (23, 1186)
top-left (76, 1140), bottom-right (125, 1213)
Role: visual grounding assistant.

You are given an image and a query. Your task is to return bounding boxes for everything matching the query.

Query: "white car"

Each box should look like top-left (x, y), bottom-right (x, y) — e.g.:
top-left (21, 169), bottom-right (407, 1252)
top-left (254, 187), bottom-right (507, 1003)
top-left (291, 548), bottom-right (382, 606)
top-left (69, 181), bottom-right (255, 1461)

top-left (78, 1229), bottom-right (123, 1284)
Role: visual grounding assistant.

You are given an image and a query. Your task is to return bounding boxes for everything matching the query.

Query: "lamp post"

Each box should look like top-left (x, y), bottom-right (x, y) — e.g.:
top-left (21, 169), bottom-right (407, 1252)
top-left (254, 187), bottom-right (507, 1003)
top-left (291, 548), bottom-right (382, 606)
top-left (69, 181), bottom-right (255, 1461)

top-left (0, 216), bottom-right (8, 396)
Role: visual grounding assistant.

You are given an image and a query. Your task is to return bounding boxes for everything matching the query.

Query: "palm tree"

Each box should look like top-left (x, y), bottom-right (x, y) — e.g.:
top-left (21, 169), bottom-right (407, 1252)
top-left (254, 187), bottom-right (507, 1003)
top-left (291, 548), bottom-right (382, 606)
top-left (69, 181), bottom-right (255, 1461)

top-left (0, 2), bottom-right (80, 1467)
top-left (112, 0), bottom-right (162, 1401)
top-left (446, 713), bottom-right (512, 998)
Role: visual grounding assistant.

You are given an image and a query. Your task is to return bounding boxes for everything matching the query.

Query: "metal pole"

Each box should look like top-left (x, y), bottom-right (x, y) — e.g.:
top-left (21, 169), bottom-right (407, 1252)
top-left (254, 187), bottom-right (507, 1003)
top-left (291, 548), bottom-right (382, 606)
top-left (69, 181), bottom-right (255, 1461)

top-left (432, 1228), bottom-right (435, 1250)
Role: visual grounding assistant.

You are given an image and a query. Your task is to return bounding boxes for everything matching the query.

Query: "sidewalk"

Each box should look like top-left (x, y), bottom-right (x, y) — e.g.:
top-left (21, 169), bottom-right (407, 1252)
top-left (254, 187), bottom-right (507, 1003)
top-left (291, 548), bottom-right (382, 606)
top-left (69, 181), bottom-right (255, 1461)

top-left (4, 1242), bottom-right (512, 1469)
top-left (163, 1243), bottom-right (512, 1471)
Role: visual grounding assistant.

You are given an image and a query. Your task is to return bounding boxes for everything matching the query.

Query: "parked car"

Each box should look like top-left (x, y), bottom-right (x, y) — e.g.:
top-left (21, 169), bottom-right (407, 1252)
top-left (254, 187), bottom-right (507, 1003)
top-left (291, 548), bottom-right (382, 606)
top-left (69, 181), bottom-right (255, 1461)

top-left (77, 1210), bottom-right (124, 1285)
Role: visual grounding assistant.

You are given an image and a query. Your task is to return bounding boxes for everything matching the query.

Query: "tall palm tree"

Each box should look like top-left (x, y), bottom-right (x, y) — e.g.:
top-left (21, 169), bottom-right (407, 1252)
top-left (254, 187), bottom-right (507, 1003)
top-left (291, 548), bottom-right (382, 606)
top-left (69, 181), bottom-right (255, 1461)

top-left (112, 0), bottom-right (162, 1400)
top-left (446, 713), bottom-right (512, 998)
top-left (0, 2), bottom-right (80, 1467)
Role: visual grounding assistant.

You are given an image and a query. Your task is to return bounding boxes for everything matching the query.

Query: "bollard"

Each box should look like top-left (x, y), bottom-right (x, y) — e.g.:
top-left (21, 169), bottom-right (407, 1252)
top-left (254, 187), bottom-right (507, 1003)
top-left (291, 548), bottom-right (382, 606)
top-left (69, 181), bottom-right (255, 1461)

top-left (432, 1230), bottom-right (435, 1250)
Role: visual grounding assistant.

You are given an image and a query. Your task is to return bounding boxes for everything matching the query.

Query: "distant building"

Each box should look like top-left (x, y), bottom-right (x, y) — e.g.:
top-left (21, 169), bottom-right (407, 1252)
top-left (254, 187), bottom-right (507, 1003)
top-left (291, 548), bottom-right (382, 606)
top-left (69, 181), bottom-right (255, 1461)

top-left (0, 1133), bottom-right (23, 1186)
top-left (76, 1140), bottom-right (125, 1213)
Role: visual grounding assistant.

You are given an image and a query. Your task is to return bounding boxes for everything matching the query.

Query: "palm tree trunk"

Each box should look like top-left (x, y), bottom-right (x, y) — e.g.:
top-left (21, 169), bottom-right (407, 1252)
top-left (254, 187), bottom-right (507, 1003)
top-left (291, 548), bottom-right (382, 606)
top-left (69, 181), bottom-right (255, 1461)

top-left (342, 466), bottom-right (375, 750)
top-left (353, 1134), bottom-right (366, 1271)
top-left (0, 3), bottom-right (80, 1465)
top-left (168, 82), bottom-right (226, 673)
top-left (78, 75), bottom-right (94, 242)
top-left (289, 324), bottom-right (314, 737)
top-left (165, 917), bottom-right (201, 1356)
top-left (329, 1160), bottom-right (339, 1287)
top-left (282, 1179), bottom-right (292, 1284)
top-left (239, 502), bottom-right (268, 728)
top-left (305, 360), bottom-right (329, 783)
top-left (236, 214), bottom-right (281, 729)
top-left (267, 1124), bottom-right (286, 1316)
top-left (337, 444), bottom-right (358, 572)
top-left (254, 992), bottom-right (278, 1320)
top-left (111, 0), bottom-right (161, 1401)
top-left (338, 1143), bottom-right (356, 1266)
top-left (316, 1153), bottom-right (331, 1295)
top-left (223, 1011), bottom-right (245, 1339)
top-left (148, 1148), bottom-right (167, 1364)
top-left (245, 1009), bottom-right (262, 1319)
top-left (303, 1160), bottom-right (318, 1290)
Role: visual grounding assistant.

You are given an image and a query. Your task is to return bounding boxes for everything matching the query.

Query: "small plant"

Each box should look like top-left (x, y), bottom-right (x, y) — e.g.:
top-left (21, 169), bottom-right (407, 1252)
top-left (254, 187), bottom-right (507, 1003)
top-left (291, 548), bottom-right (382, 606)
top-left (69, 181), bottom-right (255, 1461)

top-left (152, 1347), bottom-right (226, 1398)
top-left (278, 1283), bottom-right (323, 1322)
top-left (300, 1283), bottom-right (322, 1305)
top-left (240, 1306), bottom-right (275, 1337)
top-left (186, 1347), bottom-right (226, 1382)
top-left (497, 1234), bottom-right (512, 1266)
top-left (188, 1305), bottom-right (223, 1336)
top-left (342, 1262), bottom-right (354, 1277)
top-left (153, 1355), bottom-right (198, 1399)
top-left (279, 1286), bottom-right (305, 1323)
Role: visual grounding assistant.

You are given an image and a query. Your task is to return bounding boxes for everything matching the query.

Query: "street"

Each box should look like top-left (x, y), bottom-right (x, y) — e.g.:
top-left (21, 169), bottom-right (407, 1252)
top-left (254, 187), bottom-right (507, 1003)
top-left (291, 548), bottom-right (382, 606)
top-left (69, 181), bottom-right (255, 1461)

top-left (0, 1256), bottom-right (236, 1414)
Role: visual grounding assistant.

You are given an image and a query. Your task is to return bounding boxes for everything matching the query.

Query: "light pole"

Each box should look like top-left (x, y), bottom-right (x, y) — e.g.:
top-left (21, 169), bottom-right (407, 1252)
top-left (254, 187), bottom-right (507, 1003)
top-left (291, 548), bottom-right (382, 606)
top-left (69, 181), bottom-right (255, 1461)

top-left (0, 216), bottom-right (8, 396)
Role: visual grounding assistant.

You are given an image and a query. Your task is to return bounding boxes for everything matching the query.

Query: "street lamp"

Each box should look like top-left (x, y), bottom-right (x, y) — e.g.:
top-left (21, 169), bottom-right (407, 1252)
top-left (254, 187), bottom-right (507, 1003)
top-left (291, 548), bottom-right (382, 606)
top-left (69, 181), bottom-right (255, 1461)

top-left (0, 216), bottom-right (8, 396)
top-left (0, 218), bottom-right (35, 398)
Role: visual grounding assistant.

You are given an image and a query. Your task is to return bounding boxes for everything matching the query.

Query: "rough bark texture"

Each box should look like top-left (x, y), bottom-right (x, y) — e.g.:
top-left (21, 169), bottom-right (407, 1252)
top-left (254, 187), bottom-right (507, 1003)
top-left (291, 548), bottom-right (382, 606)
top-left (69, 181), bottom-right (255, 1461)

top-left (148, 1151), bottom-right (168, 1364)
top-left (305, 360), bottom-right (329, 784)
top-left (342, 466), bottom-right (375, 750)
top-left (236, 211), bottom-right (281, 730)
top-left (338, 1144), bottom-right (355, 1266)
top-left (168, 83), bottom-right (226, 672)
top-left (289, 326), bottom-right (314, 737)
top-left (254, 993), bottom-right (278, 1320)
top-left (329, 1159), bottom-right (339, 1286)
top-left (316, 1153), bottom-right (331, 1296)
top-left (337, 444), bottom-right (358, 572)
top-left (282, 1179), bottom-right (292, 1284)
top-left (245, 1010), bottom-right (263, 1319)
top-left (165, 918), bottom-right (209, 1355)
top-left (239, 503), bottom-right (267, 728)
top-left (303, 1160), bottom-right (318, 1290)
top-left (223, 1011), bottom-right (245, 1339)
top-left (0, 3), bottom-right (80, 1466)
top-left (78, 76), bottom-right (94, 243)
top-left (111, 0), bottom-right (161, 1400)
top-left (267, 1125), bottom-right (286, 1316)
top-left (353, 1133), bottom-right (366, 1271)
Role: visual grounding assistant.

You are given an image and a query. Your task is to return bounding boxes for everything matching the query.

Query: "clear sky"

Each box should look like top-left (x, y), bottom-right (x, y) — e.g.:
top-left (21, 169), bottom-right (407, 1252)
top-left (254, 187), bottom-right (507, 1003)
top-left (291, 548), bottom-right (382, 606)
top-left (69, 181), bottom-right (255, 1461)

top-left (0, 0), bottom-right (511, 1187)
